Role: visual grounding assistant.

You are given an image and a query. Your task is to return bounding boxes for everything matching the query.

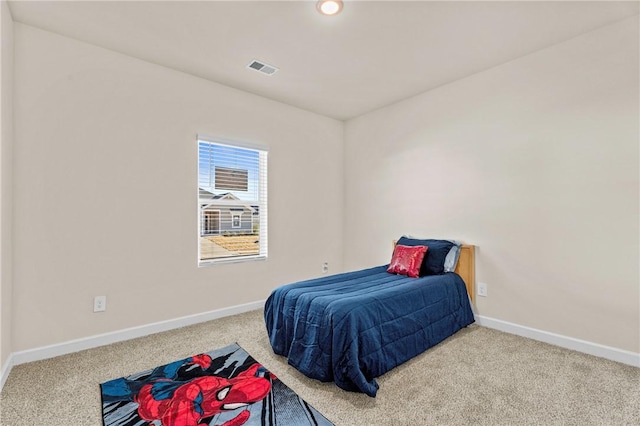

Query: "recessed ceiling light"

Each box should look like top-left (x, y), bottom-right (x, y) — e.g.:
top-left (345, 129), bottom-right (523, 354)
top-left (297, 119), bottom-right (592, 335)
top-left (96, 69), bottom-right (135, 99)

top-left (317, 0), bottom-right (343, 16)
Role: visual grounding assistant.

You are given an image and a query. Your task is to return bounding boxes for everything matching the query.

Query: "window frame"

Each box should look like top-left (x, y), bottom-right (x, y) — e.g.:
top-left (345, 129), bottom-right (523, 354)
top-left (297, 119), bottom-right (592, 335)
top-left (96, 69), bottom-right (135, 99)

top-left (197, 136), bottom-right (268, 266)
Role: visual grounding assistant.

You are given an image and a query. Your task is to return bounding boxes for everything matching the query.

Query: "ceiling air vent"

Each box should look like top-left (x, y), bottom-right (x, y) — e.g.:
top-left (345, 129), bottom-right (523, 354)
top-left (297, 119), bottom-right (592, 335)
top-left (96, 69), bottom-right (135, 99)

top-left (247, 59), bottom-right (279, 76)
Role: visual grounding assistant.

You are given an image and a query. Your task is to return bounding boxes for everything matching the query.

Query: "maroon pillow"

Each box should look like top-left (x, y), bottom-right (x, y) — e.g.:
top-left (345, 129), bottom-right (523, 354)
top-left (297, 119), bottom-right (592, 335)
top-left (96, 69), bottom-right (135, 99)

top-left (387, 245), bottom-right (428, 278)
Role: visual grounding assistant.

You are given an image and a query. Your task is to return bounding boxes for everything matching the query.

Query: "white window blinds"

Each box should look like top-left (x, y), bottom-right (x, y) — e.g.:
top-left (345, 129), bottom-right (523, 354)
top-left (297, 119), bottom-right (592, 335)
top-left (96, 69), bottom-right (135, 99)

top-left (198, 138), bottom-right (268, 264)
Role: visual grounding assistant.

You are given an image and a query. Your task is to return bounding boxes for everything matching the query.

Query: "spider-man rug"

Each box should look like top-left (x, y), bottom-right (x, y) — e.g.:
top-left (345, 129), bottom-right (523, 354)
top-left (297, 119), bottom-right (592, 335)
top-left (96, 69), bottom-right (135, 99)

top-left (100, 343), bottom-right (333, 426)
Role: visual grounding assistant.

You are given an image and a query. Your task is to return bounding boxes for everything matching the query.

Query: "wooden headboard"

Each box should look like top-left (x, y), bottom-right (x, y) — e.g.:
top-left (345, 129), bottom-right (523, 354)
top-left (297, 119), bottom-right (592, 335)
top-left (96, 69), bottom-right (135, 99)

top-left (392, 241), bottom-right (475, 304)
top-left (455, 245), bottom-right (475, 304)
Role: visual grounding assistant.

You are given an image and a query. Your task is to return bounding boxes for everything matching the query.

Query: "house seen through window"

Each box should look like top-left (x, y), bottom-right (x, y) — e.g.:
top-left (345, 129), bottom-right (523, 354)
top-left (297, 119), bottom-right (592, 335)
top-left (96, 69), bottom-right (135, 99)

top-left (198, 138), bottom-right (268, 264)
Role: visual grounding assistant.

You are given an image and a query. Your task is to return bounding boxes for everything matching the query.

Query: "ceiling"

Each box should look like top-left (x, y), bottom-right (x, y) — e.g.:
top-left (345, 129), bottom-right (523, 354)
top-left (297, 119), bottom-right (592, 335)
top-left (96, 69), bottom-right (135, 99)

top-left (8, 0), bottom-right (639, 120)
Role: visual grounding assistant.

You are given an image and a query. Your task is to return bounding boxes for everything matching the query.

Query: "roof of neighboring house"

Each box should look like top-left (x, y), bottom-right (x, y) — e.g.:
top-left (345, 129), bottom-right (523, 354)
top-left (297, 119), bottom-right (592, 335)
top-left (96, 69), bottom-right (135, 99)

top-left (199, 190), bottom-right (256, 213)
top-left (199, 187), bottom-right (215, 199)
top-left (212, 192), bottom-right (237, 200)
top-left (199, 190), bottom-right (241, 201)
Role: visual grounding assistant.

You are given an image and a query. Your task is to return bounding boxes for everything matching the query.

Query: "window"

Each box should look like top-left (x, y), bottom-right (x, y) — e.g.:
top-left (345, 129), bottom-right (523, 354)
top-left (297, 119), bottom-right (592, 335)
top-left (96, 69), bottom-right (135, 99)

top-left (198, 137), bottom-right (268, 264)
top-left (232, 214), bottom-right (241, 228)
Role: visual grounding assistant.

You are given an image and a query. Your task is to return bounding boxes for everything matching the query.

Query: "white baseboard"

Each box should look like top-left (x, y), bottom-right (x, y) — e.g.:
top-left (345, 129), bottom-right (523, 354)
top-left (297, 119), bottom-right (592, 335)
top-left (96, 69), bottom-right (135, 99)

top-left (0, 352), bottom-right (14, 391)
top-left (10, 300), bottom-right (265, 368)
top-left (3, 304), bottom-right (636, 393)
top-left (475, 315), bottom-right (640, 368)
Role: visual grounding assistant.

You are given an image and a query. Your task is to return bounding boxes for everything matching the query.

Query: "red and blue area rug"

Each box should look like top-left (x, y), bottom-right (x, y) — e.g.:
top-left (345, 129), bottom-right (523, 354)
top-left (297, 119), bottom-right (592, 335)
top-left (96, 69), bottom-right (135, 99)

top-left (100, 343), bottom-right (333, 426)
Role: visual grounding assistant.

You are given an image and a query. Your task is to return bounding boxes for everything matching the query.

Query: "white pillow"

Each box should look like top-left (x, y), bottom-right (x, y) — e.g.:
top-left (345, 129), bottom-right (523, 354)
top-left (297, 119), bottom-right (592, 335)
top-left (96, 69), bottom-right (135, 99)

top-left (443, 242), bottom-right (462, 273)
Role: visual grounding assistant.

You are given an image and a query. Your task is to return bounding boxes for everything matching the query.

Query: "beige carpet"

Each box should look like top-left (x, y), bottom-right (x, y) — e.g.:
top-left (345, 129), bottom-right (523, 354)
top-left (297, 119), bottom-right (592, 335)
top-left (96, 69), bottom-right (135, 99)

top-left (0, 309), bottom-right (638, 425)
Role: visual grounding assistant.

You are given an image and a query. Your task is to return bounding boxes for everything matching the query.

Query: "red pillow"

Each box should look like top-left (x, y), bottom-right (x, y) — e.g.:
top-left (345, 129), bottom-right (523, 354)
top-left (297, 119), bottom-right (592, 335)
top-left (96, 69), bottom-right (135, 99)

top-left (387, 244), bottom-right (428, 278)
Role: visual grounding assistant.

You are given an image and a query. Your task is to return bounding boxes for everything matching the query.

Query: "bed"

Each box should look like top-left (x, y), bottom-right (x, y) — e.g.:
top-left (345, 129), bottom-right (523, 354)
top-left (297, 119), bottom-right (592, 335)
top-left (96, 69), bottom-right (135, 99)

top-left (264, 239), bottom-right (475, 397)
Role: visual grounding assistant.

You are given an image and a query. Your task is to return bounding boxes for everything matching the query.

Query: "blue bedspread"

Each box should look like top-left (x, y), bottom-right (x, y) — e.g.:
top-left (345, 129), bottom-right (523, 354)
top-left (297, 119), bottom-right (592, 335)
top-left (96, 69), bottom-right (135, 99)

top-left (264, 266), bottom-right (474, 397)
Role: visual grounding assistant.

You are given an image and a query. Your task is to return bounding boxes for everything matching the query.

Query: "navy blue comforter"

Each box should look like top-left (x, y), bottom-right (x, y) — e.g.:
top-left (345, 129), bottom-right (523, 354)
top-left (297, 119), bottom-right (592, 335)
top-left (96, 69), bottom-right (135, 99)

top-left (264, 266), bottom-right (474, 397)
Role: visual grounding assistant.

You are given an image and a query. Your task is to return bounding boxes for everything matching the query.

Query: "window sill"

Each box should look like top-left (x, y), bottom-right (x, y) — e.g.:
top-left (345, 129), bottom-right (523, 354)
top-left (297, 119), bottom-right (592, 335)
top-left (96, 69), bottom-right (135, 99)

top-left (198, 255), bottom-right (267, 268)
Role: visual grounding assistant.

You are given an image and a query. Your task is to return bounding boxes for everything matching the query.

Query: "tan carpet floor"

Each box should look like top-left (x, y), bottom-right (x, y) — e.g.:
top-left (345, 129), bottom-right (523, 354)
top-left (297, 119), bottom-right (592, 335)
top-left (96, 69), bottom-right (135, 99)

top-left (0, 309), bottom-right (638, 425)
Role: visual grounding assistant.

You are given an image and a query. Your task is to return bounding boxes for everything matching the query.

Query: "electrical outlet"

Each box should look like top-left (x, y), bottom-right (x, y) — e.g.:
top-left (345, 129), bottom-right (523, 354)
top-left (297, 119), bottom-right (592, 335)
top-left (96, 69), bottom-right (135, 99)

top-left (322, 262), bottom-right (329, 274)
top-left (477, 282), bottom-right (488, 297)
top-left (94, 295), bottom-right (107, 312)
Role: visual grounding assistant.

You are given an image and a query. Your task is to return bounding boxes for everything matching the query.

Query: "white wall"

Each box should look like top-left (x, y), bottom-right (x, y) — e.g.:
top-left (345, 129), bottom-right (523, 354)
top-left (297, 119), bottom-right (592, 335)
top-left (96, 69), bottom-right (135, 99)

top-left (8, 9), bottom-right (639, 358)
top-left (0, 0), bottom-right (14, 369)
top-left (12, 23), bottom-right (344, 352)
top-left (344, 16), bottom-right (639, 353)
